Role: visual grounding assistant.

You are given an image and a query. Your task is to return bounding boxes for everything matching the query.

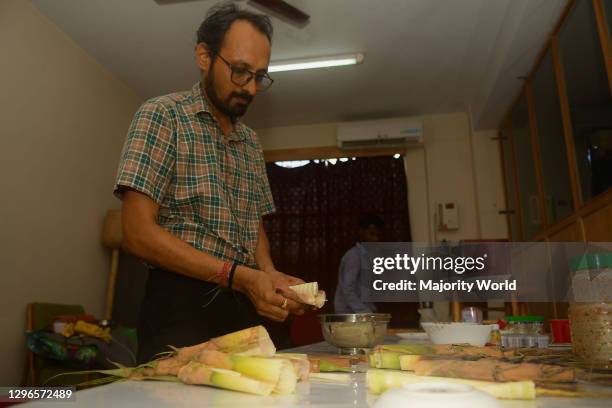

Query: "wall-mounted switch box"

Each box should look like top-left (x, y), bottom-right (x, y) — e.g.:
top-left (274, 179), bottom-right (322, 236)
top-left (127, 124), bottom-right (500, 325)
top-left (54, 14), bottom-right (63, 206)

top-left (437, 201), bottom-right (459, 231)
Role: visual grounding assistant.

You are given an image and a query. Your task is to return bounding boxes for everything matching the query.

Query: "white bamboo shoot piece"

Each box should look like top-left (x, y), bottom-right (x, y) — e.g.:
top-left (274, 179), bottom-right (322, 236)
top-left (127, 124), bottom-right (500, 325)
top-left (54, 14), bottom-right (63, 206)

top-left (290, 282), bottom-right (326, 309)
top-left (314, 290), bottom-right (326, 308)
top-left (290, 282), bottom-right (318, 305)
top-left (274, 353), bottom-right (310, 381)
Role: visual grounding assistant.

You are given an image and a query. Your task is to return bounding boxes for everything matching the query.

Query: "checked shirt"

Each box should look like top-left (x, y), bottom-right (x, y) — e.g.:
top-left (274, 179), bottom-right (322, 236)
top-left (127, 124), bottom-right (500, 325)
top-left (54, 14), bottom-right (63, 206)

top-left (114, 82), bottom-right (275, 267)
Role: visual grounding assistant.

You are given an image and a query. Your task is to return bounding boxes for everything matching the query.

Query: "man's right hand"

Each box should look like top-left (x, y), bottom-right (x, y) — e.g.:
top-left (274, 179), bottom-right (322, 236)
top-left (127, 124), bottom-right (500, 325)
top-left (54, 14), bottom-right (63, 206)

top-left (233, 266), bottom-right (303, 322)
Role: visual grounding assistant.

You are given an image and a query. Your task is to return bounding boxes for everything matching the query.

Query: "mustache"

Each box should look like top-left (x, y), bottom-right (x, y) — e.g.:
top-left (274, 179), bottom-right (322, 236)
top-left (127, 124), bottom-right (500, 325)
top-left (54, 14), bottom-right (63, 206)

top-left (230, 92), bottom-right (253, 103)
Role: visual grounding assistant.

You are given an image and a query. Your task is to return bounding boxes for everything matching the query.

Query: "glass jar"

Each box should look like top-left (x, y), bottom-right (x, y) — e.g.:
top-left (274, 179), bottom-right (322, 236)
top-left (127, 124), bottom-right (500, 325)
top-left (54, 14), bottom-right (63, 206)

top-left (569, 303), bottom-right (611, 368)
top-left (505, 316), bottom-right (544, 334)
top-left (537, 334), bottom-right (550, 349)
top-left (568, 253), bottom-right (612, 368)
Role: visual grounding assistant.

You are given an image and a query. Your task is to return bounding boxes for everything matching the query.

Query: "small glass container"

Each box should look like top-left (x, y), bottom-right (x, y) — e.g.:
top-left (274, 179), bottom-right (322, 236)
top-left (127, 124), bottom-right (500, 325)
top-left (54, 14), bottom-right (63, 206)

top-left (537, 334), bottom-right (550, 349)
top-left (461, 307), bottom-right (483, 324)
top-left (488, 324), bottom-right (501, 346)
top-left (523, 334), bottom-right (538, 348)
top-left (505, 316), bottom-right (544, 334)
top-left (506, 333), bottom-right (523, 349)
top-left (500, 331), bottom-right (510, 348)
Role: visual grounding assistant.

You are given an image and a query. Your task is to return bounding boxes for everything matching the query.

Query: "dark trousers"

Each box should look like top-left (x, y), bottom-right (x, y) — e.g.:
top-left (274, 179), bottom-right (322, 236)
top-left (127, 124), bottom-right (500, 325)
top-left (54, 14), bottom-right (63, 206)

top-left (137, 268), bottom-right (261, 363)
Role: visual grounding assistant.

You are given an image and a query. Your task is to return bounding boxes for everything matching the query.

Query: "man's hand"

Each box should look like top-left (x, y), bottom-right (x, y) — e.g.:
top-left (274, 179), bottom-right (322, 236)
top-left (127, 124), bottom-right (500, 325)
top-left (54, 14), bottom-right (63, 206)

top-left (265, 270), bottom-right (307, 316)
top-left (265, 269), bottom-right (304, 287)
top-left (233, 267), bottom-right (305, 322)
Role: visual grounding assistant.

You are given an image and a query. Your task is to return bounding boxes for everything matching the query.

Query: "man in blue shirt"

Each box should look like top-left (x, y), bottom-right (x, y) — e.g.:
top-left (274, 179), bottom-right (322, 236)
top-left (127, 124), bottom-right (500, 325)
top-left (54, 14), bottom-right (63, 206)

top-left (334, 215), bottom-right (384, 313)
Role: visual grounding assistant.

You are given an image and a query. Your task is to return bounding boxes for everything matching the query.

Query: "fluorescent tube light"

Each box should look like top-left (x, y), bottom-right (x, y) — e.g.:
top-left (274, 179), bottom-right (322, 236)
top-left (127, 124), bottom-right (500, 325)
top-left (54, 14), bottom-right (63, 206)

top-left (268, 53), bottom-right (364, 73)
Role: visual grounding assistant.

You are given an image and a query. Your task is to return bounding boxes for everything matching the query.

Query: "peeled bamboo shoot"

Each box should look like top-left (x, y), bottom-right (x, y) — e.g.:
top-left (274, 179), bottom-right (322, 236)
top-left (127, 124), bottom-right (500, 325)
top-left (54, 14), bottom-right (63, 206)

top-left (289, 282), bottom-right (326, 308)
top-left (274, 353), bottom-right (310, 381)
top-left (178, 362), bottom-right (275, 396)
top-left (370, 350), bottom-right (403, 370)
top-left (196, 350), bottom-right (297, 394)
top-left (314, 291), bottom-right (326, 308)
top-left (308, 355), bottom-right (356, 373)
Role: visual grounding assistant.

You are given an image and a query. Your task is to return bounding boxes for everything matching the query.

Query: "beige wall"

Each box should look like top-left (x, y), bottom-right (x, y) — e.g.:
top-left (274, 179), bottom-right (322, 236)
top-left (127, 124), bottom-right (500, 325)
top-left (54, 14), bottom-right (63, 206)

top-left (472, 129), bottom-right (509, 239)
top-left (0, 0), bottom-right (141, 386)
top-left (257, 113), bottom-right (508, 242)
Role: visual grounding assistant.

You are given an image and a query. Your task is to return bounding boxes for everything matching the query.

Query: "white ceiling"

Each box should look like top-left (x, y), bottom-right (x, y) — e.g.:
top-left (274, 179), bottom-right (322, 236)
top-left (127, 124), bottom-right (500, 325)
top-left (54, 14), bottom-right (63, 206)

top-left (30, 0), bottom-right (567, 130)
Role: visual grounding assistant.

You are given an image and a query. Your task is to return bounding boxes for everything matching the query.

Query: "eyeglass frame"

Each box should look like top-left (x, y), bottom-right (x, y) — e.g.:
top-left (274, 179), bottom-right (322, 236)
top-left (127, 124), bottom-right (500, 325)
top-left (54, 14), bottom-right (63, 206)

top-left (214, 53), bottom-right (274, 92)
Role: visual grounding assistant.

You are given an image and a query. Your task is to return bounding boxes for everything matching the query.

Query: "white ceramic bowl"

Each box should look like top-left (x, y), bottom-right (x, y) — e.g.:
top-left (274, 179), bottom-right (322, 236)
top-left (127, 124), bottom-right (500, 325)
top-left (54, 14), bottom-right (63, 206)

top-left (373, 382), bottom-right (501, 408)
top-left (421, 322), bottom-right (493, 346)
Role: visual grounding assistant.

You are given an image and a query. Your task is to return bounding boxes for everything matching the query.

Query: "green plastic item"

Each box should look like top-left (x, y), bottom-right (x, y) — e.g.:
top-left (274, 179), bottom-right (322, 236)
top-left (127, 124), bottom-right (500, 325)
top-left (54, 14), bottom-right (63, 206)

top-left (506, 315), bottom-right (544, 323)
top-left (27, 303), bottom-right (93, 387)
top-left (570, 253), bottom-right (612, 272)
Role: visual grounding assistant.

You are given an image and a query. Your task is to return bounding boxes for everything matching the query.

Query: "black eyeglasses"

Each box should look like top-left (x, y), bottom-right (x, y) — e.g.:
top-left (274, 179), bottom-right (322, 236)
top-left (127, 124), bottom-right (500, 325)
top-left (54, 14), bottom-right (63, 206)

top-left (216, 54), bottom-right (274, 92)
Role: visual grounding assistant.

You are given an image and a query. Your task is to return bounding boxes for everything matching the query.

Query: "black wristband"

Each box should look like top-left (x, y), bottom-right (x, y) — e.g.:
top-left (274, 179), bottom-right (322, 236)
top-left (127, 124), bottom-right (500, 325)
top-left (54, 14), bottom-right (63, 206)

top-left (228, 262), bottom-right (238, 290)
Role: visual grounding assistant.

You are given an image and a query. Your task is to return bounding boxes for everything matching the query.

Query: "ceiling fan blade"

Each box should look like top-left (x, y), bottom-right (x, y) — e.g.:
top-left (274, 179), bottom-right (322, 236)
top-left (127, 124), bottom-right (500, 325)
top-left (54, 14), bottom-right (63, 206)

top-left (249, 0), bottom-right (310, 24)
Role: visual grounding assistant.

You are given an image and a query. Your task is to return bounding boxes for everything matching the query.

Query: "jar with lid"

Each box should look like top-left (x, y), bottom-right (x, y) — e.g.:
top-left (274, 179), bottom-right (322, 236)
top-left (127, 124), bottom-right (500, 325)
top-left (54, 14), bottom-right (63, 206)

top-left (568, 253), bottom-right (612, 368)
top-left (505, 316), bottom-right (544, 335)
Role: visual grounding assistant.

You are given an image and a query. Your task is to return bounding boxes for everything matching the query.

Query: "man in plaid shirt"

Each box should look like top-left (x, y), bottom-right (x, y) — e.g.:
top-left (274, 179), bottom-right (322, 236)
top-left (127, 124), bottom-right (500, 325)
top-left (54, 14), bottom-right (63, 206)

top-left (114, 3), bottom-right (305, 362)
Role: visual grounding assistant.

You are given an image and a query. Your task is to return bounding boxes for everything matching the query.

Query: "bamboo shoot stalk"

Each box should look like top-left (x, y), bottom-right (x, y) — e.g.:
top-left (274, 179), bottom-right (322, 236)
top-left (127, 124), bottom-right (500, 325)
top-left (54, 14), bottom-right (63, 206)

top-left (178, 361), bottom-right (275, 396)
top-left (308, 355), bottom-right (356, 373)
top-left (366, 369), bottom-right (536, 400)
top-left (369, 350), bottom-right (403, 370)
top-left (146, 356), bottom-right (184, 376)
top-left (411, 358), bottom-right (575, 383)
top-left (369, 343), bottom-right (514, 369)
top-left (176, 325), bottom-right (275, 362)
top-left (196, 350), bottom-right (297, 394)
top-left (399, 355), bottom-right (422, 371)
top-left (374, 343), bottom-right (513, 358)
top-left (535, 388), bottom-right (612, 398)
top-left (318, 360), bottom-right (353, 373)
top-left (45, 364), bottom-right (181, 386)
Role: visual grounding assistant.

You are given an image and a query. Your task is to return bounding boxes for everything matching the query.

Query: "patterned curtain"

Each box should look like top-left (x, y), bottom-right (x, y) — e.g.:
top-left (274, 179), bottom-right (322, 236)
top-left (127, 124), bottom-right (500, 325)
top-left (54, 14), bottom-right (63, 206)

top-left (264, 155), bottom-right (417, 327)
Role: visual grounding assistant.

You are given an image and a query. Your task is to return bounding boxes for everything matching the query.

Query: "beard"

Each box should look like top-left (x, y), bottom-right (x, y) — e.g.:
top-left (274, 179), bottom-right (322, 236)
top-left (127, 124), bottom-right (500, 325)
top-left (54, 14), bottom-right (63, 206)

top-left (204, 68), bottom-right (253, 122)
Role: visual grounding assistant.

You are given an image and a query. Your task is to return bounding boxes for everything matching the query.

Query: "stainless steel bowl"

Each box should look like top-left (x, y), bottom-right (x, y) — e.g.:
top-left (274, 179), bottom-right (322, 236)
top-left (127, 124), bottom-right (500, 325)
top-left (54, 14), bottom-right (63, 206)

top-left (320, 313), bottom-right (391, 354)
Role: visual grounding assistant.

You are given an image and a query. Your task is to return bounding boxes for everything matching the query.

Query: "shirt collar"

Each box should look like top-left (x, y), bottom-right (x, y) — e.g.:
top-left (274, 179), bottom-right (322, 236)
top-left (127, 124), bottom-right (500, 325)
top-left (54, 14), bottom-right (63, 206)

top-left (191, 82), bottom-right (247, 142)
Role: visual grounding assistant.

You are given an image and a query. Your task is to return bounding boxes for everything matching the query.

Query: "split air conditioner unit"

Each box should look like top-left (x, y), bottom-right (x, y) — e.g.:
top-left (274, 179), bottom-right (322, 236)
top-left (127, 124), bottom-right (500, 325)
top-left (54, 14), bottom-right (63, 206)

top-left (337, 119), bottom-right (423, 150)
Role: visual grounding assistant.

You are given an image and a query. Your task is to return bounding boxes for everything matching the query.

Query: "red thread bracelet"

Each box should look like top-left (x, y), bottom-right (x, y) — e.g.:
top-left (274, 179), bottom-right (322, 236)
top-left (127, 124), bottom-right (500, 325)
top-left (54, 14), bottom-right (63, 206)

top-left (216, 261), bottom-right (232, 286)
